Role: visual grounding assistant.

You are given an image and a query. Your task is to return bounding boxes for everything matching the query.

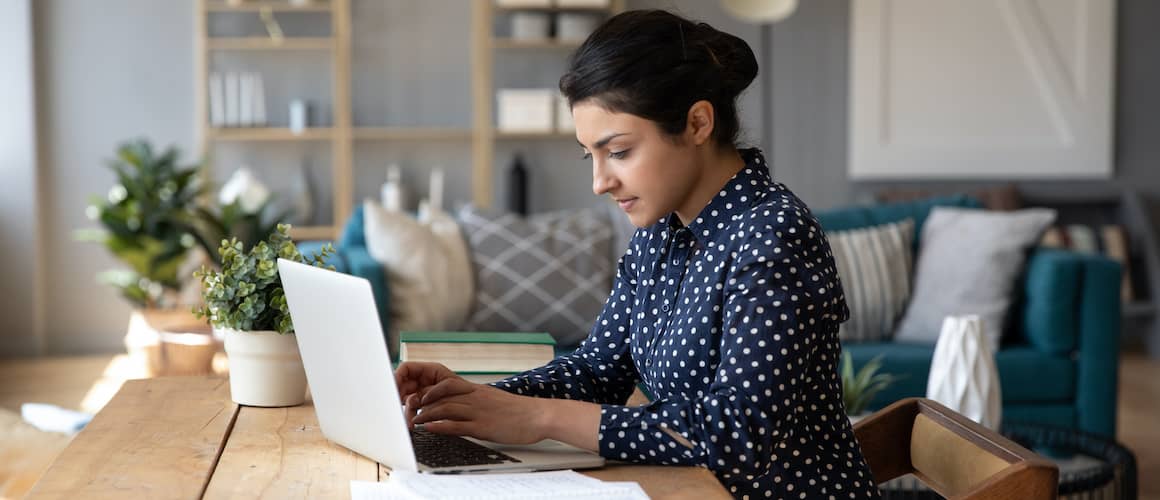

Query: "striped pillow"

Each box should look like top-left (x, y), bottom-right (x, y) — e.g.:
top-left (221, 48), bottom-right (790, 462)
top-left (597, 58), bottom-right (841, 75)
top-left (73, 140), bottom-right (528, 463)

top-left (829, 218), bottom-right (915, 342)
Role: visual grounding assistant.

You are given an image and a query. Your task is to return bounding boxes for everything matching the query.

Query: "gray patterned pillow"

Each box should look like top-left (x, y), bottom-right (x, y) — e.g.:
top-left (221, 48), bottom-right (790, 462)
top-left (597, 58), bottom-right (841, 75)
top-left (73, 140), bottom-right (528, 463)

top-left (456, 206), bottom-right (615, 347)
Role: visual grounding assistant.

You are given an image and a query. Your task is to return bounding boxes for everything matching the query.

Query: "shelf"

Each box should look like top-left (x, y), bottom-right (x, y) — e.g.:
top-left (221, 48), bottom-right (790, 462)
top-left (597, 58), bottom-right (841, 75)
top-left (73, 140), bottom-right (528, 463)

top-left (493, 5), bottom-right (614, 13)
top-left (491, 38), bottom-right (583, 50)
top-left (207, 37), bottom-right (334, 50)
top-left (354, 127), bottom-right (473, 141)
top-left (495, 130), bottom-right (576, 140)
top-left (289, 225), bottom-right (336, 240)
top-left (208, 127), bottom-right (334, 141)
top-left (205, 1), bottom-right (333, 12)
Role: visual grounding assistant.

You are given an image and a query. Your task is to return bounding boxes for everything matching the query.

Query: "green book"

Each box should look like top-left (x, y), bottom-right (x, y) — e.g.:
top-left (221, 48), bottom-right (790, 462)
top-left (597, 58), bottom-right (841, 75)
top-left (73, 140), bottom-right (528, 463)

top-left (400, 331), bottom-right (556, 346)
top-left (399, 331), bottom-right (556, 374)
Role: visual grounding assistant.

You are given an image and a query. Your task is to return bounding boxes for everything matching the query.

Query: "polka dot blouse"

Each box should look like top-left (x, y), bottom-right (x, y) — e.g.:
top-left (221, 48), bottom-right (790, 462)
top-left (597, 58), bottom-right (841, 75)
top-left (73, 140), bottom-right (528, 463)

top-left (493, 149), bottom-right (880, 499)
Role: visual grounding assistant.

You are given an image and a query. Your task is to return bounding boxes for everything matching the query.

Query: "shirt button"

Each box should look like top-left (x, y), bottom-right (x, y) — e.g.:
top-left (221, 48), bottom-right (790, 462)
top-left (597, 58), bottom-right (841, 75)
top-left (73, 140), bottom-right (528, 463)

top-left (661, 304), bottom-right (670, 312)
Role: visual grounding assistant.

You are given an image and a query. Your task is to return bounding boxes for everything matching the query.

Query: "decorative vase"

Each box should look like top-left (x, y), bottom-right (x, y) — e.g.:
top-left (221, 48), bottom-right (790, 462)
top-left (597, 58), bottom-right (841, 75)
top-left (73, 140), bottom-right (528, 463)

top-left (221, 328), bottom-right (307, 407)
top-left (926, 315), bottom-right (1002, 430)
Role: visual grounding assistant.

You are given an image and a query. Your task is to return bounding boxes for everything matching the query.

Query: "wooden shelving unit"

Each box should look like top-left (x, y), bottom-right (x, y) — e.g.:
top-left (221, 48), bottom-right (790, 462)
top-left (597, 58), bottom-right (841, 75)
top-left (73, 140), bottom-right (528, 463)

top-left (471, 0), bottom-right (624, 209)
top-left (204, 1), bottom-right (334, 12)
top-left (491, 39), bottom-right (583, 50)
top-left (193, 1), bottom-right (623, 239)
top-left (205, 37), bottom-right (335, 51)
top-left (353, 127), bottom-right (474, 141)
top-left (195, 0), bottom-right (350, 241)
top-left (208, 127), bottom-right (334, 142)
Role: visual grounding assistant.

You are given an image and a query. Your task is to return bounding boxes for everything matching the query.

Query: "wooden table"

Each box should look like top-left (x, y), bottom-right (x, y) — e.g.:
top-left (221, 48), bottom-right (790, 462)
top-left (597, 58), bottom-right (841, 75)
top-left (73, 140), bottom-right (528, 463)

top-left (27, 377), bottom-right (729, 499)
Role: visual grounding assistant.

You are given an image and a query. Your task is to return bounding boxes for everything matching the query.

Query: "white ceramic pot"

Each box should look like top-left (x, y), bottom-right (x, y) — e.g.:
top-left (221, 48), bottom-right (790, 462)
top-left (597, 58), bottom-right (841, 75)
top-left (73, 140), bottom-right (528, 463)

top-left (221, 328), bottom-right (307, 407)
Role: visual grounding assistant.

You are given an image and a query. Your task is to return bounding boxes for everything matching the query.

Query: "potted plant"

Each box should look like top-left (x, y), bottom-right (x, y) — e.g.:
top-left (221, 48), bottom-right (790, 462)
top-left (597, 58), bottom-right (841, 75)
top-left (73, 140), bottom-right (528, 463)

top-left (841, 352), bottom-right (899, 424)
top-left (77, 139), bottom-right (218, 375)
top-left (194, 224), bottom-right (333, 407)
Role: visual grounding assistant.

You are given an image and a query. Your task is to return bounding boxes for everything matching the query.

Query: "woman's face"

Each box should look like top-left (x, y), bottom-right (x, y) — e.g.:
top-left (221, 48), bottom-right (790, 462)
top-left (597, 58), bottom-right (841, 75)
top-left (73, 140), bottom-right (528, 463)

top-left (573, 101), bottom-right (700, 228)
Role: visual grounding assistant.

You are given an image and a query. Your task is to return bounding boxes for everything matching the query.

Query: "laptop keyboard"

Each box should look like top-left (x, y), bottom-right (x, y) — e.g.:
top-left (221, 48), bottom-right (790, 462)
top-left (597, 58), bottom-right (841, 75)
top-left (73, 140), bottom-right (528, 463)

top-left (411, 428), bottom-right (521, 468)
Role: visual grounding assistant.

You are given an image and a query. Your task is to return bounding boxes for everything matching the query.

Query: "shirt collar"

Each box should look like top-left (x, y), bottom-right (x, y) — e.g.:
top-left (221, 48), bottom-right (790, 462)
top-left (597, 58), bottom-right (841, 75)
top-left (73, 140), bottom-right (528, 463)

top-left (666, 148), bottom-right (772, 245)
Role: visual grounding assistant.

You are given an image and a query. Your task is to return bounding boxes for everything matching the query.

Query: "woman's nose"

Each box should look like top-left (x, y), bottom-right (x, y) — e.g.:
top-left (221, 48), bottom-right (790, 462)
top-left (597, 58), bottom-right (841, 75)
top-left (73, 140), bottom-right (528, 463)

top-left (592, 162), bottom-right (616, 195)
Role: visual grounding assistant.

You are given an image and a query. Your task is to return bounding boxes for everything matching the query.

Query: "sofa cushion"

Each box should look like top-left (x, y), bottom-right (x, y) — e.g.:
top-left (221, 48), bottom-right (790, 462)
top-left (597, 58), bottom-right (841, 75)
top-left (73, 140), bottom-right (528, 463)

top-left (845, 343), bottom-right (1075, 409)
top-left (894, 207), bottom-right (1057, 351)
top-left (815, 194), bottom-right (982, 252)
top-left (829, 219), bottom-right (915, 342)
top-left (1017, 249), bottom-right (1082, 354)
top-left (363, 201), bottom-right (475, 355)
top-left (457, 205), bottom-right (614, 347)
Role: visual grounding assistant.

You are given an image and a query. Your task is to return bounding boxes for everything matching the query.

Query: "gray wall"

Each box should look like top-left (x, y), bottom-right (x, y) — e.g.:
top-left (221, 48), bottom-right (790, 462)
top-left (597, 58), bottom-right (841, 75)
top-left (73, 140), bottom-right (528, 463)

top-left (34, 0), bottom-right (194, 355)
top-left (20, 0), bottom-right (1160, 354)
top-left (0, 0), bottom-right (42, 357)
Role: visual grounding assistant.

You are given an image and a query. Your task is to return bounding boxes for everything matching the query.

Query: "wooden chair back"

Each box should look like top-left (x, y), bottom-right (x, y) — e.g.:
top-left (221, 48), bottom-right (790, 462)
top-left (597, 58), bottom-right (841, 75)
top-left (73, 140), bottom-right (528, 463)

top-left (853, 398), bottom-right (1059, 499)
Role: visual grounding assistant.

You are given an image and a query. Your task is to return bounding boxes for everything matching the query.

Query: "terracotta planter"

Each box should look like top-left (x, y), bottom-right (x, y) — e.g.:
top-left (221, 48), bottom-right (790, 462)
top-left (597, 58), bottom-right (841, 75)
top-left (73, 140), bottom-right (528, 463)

top-left (125, 308), bottom-right (217, 377)
top-left (221, 328), bottom-right (307, 407)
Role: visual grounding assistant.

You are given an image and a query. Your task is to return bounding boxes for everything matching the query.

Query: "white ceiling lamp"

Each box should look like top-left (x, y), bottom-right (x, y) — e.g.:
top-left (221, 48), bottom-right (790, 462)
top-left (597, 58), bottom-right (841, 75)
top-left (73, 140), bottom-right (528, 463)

top-left (721, 0), bottom-right (799, 23)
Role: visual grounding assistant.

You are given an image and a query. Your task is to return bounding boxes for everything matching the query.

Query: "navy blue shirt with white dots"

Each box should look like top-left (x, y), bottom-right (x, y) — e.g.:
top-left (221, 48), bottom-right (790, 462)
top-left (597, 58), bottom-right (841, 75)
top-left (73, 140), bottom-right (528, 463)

top-left (493, 149), bottom-right (880, 499)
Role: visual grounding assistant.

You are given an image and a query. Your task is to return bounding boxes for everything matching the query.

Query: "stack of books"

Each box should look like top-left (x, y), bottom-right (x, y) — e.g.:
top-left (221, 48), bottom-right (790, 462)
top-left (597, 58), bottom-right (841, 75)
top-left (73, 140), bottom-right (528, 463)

top-left (399, 331), bottom-right (556, 383)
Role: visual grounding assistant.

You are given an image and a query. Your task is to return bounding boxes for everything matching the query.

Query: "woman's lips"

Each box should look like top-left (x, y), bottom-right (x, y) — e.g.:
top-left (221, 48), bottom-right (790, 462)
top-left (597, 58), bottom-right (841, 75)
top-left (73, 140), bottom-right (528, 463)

top-left (617, 198), bottom-right (637, 211)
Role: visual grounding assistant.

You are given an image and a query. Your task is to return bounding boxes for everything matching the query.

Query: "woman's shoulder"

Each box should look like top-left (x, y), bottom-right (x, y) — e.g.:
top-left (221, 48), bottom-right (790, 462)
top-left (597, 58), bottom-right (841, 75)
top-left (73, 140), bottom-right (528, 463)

top-left (726, 186), bottom-right (824, 245)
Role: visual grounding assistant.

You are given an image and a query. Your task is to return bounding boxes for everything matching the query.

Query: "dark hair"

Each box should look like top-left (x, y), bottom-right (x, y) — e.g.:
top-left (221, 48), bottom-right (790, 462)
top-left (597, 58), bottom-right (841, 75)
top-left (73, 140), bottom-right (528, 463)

top-left (559, 10), bottom-right (758, 149)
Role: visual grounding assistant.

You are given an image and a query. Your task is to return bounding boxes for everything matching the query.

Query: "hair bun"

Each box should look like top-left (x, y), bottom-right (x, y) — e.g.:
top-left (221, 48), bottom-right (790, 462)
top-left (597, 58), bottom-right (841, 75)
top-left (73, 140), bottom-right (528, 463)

top-left (699, 24), bottom-right (758, 97)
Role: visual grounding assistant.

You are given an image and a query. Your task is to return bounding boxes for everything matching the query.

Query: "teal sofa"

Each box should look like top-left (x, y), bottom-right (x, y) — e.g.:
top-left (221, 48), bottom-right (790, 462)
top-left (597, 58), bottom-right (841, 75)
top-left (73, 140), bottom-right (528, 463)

top-left (815, 195), bottom-right (1121, 438)
top-left (306, 195), bottom-right (1121, 439)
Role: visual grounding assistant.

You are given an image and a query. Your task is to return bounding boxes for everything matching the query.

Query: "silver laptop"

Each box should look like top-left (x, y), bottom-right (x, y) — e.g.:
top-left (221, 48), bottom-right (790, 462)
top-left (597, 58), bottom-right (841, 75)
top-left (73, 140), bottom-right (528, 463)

top-left (277, 258), bottom-right (605, 474)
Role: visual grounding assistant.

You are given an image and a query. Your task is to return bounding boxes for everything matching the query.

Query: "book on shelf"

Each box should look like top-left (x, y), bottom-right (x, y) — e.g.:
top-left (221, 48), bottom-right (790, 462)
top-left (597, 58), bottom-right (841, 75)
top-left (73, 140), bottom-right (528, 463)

top-left (399, 331), bottom-right (555, 374)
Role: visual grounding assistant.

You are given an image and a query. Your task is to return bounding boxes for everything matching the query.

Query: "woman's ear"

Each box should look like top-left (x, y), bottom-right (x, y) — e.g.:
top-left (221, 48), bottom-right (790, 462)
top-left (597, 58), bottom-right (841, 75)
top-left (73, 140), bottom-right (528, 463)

top-left (686, 100), bottom-right (716, 146)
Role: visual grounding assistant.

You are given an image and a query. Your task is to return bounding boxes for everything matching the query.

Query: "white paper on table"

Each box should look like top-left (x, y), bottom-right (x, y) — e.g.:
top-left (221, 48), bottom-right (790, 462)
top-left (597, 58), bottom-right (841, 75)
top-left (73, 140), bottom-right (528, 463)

top-left (351, 470), bottom-right (650, 500)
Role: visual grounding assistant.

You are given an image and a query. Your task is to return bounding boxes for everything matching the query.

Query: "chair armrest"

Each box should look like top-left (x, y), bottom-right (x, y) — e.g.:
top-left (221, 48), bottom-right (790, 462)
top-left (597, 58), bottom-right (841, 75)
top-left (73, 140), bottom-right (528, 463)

top-left (854, 398), bottom-right (1059, 499)
top-left (1020, 249), bottom-right (1121, 437)
top-left (341, 246), bottom-right (394, 359)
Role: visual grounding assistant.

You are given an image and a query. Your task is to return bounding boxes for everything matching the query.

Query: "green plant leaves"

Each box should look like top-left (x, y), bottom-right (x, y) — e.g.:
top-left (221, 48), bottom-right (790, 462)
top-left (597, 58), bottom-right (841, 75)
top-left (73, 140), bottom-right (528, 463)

top-left (840, 351), bottom-right (900, 416)
top-left (193, 225), bottom-right (334, 334)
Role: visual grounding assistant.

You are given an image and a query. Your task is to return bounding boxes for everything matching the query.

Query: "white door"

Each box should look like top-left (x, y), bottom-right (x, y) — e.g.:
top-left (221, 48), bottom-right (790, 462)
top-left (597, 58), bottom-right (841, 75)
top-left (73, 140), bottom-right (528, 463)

top-left (848, 0), bottom-right (1116, 179)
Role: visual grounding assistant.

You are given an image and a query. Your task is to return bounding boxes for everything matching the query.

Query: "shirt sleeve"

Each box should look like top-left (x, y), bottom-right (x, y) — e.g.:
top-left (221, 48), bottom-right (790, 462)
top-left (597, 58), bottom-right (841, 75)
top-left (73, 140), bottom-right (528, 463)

top-left (596, 224), bottom-right (842, 477)
top-left (490, 242), bottom-right (642, 405)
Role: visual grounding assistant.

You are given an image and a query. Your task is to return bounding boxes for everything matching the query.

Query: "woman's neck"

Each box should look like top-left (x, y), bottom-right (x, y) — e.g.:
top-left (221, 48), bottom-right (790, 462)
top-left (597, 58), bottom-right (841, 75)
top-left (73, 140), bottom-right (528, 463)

top-left (674, 146), bottom-right (747, 227)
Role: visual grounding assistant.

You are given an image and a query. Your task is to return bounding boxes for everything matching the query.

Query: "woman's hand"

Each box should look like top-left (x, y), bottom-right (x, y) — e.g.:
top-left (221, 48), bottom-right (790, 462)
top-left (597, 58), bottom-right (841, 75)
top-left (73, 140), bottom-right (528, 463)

top-left (410, 378), bottom-right (550, 445)
top-left (394, 361), bottom-right (468, 427)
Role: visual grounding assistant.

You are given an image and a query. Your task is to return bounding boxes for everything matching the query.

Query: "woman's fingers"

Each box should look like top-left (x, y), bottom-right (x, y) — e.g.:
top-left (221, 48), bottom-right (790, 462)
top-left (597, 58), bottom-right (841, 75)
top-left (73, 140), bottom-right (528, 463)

top-left (420, 378), bottom-right (475, 405)
top-left (395, 362), bottom-right (454, 401)
top-left (412, 400), bottom-right (473, 426)
top-left (421, 419), bottom-right (472, 437)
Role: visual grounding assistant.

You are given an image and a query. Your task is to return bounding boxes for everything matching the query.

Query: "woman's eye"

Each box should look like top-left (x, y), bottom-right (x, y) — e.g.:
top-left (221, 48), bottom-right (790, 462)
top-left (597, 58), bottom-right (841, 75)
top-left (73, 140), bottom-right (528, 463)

top-left (609, 149), bottom-right (630, 160)
top-left (581, 151), bottom-right (592, 160)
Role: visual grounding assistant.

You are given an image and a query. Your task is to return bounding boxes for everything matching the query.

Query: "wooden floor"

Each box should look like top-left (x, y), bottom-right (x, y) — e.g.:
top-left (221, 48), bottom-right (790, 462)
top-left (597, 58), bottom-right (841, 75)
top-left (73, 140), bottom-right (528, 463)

top-left (1, 353), bottom-right (1158, 499)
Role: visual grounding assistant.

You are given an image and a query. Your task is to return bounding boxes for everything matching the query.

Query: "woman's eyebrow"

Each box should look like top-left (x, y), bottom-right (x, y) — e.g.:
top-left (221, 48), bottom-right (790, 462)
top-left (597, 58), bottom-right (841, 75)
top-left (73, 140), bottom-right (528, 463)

top-left (578, 132), bottom-right (629, 150)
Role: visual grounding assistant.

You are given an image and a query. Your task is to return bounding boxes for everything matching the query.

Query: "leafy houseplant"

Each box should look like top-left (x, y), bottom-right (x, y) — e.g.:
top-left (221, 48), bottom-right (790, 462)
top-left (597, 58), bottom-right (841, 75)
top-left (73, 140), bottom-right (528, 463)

top-left (194, 224), bottom-right (334, 333)
top-left (841, 352), bottom-right (899, 417)
top-left (78, 140), bottom-right (206, 309)
top-left (194, 223), bottom-right (333, 407)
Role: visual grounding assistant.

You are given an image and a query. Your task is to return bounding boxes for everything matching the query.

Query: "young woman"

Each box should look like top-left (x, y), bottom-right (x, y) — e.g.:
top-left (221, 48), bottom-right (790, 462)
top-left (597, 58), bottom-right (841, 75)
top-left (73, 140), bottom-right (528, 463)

top-left (396, 10), bottom-right (879, 499)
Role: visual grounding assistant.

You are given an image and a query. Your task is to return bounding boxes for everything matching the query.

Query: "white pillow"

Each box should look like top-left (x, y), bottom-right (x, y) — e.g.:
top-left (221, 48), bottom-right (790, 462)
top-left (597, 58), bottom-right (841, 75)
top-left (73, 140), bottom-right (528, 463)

top-left (893, 207), bottom-right (1056, 351)
top-left (362, 200), bottom-right (474, 354)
